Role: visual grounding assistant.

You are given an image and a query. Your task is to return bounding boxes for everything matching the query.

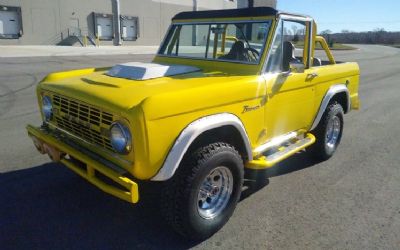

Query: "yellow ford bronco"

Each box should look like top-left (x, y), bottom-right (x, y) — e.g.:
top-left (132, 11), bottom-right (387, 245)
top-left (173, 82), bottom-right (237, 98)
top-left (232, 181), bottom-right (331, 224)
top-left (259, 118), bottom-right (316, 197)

top-left (27, 7), bottom-right (360, 239)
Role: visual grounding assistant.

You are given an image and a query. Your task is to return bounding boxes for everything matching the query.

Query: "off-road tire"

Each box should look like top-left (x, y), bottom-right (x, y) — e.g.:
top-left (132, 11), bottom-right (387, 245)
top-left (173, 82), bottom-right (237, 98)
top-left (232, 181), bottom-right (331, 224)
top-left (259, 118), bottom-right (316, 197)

top-left (161, 142), bottom-right (244, 240)
top-left (310, 102), bottom-right (344, 161)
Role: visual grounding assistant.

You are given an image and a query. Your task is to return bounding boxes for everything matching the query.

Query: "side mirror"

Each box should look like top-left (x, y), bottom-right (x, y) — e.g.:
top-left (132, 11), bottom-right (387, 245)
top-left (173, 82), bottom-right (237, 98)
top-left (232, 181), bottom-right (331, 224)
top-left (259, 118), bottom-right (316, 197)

top-left (281, 62), bottom-right (305, 77)
top-left (289, 62), bottom-right (305, 73)
top-left (282, 41), bottom-right (293, 72)
top-left (282, 41), bottom-right (305, 74)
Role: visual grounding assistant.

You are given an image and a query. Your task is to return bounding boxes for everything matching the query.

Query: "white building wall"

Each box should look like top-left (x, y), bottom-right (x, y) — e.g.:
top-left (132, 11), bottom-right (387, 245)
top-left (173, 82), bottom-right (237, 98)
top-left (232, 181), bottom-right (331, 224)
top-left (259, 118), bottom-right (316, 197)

top-left (0, 0), bottom-right (276, 46)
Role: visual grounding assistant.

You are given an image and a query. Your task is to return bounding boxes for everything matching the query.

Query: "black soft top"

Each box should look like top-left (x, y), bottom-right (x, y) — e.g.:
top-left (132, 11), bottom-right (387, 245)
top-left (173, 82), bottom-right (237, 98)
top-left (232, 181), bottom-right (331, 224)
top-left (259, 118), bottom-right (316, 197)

top-left (172, 7), bottom-right (310, 21)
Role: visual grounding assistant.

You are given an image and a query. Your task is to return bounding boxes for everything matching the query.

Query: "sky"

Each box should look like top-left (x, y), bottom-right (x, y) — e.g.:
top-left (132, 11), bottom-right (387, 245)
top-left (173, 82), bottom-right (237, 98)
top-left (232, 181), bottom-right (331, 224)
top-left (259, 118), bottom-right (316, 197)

top-left (277, 0), bottom-right (400, 33)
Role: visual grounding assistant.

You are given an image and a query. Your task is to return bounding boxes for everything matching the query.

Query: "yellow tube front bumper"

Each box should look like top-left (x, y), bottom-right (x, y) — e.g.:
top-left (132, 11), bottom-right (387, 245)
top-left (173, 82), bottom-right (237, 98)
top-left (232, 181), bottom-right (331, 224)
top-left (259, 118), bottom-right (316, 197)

top-left (26, 124), bottom-right (139, 204)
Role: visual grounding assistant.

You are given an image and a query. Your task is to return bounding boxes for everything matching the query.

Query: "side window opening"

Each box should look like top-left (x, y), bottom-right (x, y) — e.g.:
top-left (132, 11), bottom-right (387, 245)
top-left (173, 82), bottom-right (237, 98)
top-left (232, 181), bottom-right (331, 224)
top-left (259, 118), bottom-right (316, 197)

top-left (265, 20), bottom-right (283, 72)
top-left (266, 19), bottom-right (308, 73)
top-left (283, 20), bottom-right (307, 66)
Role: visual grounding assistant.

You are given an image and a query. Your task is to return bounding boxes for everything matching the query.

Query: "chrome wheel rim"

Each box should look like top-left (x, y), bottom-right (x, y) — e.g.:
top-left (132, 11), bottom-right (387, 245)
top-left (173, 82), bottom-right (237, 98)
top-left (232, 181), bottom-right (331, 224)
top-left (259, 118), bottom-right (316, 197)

top-left (197, 166), bottom-right (233, 219)
top-left (326, 115), bottom-right (341, 150)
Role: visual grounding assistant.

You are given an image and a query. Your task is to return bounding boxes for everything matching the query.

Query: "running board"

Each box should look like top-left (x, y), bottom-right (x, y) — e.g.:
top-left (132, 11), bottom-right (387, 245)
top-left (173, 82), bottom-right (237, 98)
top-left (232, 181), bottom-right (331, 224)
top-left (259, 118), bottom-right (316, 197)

top-left (246, 133), bottom-right (316, 170)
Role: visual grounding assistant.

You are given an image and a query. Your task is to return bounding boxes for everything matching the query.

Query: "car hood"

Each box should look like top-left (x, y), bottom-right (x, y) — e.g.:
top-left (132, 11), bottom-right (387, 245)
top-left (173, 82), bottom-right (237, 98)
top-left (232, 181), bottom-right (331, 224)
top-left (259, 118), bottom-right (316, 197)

top-left (39, 66), bottom-right (256, 115)
top-left (106, 62), bottom-right (201, 80)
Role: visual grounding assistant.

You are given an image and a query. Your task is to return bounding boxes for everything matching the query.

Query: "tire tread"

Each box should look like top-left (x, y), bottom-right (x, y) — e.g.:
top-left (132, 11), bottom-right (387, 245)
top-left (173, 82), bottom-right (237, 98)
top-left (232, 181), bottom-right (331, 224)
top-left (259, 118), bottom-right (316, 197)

top-left (310, 102), bottom-right (344, 160)
top-left (161, 142), bottom-right (242, 239)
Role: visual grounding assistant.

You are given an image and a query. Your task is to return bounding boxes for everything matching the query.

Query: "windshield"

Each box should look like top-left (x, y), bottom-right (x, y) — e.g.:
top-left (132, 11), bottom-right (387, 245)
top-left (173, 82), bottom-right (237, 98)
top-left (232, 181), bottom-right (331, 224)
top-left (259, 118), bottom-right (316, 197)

top-left (158, 21), bottom-right (272, 64)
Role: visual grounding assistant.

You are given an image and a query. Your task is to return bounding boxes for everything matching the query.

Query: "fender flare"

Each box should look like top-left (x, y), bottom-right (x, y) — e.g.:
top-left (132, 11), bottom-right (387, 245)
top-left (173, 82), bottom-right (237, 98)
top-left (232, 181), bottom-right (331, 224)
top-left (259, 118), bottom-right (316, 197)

top-left (310, 84), bottom-right (350, 131)
top-left (151, 113), bottom-right (253, 181)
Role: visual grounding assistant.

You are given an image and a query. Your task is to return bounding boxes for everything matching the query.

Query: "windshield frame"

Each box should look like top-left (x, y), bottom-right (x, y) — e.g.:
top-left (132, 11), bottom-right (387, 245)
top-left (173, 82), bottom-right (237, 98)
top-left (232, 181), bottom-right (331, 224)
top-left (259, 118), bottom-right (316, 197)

top-left (156, 19), bottom-right (274, 65)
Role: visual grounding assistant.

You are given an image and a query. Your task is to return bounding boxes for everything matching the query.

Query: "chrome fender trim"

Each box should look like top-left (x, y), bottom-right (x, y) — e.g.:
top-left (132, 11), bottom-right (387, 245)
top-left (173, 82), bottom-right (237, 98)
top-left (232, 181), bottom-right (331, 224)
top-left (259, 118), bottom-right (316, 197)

top-left (310, 84), bottom-right (350, 131)
top-left (151, 113), bottom-right (252, 181)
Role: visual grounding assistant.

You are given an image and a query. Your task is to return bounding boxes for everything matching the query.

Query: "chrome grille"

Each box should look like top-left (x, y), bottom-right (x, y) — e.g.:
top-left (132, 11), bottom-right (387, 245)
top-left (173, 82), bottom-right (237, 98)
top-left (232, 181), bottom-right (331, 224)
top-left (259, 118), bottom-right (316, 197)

top-left (52, 94), bottom-right (114, 151)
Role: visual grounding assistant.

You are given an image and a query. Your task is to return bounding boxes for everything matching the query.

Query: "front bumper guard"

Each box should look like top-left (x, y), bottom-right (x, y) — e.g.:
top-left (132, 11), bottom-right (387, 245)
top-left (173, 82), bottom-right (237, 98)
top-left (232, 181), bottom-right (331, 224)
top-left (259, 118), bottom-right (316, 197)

top-left (26, 124), bottom-right (139, 204)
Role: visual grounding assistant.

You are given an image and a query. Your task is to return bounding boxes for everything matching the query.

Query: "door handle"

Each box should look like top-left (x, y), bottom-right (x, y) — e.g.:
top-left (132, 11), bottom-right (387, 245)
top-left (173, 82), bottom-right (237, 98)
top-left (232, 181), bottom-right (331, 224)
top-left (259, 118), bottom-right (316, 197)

top-left (307, 72), bottom-right (318, 80)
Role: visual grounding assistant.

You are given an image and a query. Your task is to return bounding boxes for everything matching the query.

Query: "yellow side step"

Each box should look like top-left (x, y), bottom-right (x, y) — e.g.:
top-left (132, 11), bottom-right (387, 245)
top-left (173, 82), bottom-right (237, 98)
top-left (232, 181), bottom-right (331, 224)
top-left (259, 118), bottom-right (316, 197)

top-left (246, 133), bottom-right (316, 170)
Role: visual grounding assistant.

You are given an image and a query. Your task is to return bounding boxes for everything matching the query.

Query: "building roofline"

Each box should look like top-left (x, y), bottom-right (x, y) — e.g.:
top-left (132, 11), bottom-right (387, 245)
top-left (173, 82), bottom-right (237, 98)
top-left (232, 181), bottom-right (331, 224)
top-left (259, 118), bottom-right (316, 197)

top-left (172, 7), bottom-right (310, 21)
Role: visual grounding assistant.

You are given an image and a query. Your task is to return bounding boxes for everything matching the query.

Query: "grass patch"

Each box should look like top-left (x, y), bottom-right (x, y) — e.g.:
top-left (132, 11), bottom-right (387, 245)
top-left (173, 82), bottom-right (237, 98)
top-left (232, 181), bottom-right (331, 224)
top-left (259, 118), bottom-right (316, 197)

top-left (325, 43), bottom-right (357, 50)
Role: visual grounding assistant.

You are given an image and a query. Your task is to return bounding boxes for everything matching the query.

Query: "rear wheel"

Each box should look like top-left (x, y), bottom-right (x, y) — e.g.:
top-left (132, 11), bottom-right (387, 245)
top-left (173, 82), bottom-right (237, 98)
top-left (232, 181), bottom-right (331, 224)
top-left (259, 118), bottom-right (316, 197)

top-left (161, 142), bottom-right (244, 240)
top-left (310, 102), bottom-right (344, 160)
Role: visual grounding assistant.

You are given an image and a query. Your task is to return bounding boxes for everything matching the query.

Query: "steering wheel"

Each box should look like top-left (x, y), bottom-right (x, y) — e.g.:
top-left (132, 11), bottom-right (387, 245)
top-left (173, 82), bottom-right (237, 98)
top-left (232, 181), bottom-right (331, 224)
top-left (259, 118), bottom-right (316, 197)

top-left (244, 47), bottom-right (260, 62)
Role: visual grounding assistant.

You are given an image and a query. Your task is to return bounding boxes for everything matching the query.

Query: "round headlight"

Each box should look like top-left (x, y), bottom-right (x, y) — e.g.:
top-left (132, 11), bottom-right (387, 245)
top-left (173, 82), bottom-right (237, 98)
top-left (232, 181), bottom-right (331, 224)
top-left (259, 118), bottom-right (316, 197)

top-left (110, 122), bottom-right (132, 154)
top-left (42, 95), bottom-right (53, 122)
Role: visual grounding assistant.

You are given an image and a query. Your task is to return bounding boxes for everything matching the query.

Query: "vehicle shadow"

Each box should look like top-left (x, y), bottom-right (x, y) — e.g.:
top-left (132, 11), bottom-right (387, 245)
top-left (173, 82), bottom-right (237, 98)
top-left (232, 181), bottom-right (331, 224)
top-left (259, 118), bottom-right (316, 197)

top-left (0, 152), bottom-right (319, 250)
top-left (0, 163), bottom-right (199, 250)
top-left (241, 151), bottom-right (320, 201)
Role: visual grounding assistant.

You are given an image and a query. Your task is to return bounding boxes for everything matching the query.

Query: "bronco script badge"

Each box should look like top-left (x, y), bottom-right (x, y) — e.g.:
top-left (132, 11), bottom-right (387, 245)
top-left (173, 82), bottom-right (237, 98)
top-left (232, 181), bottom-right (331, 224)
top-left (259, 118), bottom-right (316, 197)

top-left (242, 104), bottom-right (261, 113)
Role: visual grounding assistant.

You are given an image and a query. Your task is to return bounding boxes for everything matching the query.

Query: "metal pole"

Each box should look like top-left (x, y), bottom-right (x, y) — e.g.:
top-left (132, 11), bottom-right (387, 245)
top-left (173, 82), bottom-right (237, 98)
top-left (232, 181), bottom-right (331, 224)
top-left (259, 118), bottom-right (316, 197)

top-left (248, 0), bottom-right (254, 8)
top-left (114, 0), bottom-right (122, 45)
top-left (246, 0), bottom-right (253, 38)
top-left (192, 0), bottom-right (198, 46)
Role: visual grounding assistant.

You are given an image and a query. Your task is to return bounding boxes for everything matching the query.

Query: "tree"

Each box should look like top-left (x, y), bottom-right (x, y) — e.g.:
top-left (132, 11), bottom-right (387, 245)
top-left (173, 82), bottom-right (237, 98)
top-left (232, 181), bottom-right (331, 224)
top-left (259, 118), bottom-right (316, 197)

top-left (329, 29), bottom-right (400, 45)
top-left (373, 28), bottom-right (386, 32)
top-left (291, 25), bottom-right (299, 42)
top-left (291, 25), bottom-right (298, 35)
top-left (320, 30), bottom-right (333, 47)
top-left (320, 29), bottom-right (332, 36)
top-left (373, 28), bottom-right (387, 44)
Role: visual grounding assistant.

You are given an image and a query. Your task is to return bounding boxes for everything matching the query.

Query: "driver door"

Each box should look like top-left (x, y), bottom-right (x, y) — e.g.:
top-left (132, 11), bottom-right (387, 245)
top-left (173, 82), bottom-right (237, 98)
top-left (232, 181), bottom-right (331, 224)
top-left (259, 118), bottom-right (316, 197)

top-left (263, 18), bottom-right (316, 140)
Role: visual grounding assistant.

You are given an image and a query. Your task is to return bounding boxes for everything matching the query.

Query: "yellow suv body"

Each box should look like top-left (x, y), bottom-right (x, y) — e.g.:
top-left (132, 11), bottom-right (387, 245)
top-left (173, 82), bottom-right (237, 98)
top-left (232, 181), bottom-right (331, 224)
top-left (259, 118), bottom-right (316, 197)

top-left (27, 7), bottom-right (359, 239)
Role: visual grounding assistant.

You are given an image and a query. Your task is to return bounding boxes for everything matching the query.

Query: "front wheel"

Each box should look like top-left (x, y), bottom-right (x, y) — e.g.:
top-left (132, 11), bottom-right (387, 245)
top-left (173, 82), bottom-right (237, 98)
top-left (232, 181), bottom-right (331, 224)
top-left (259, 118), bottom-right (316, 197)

top-left (161, 142), bottom-right (244, 240)
top-left (310, 102), bottom-right (344, 160)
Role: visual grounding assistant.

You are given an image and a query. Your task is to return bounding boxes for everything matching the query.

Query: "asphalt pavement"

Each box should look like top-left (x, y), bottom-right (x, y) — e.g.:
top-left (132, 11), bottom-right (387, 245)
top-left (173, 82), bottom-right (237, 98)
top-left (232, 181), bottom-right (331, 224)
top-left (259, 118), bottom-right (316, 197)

top-left (0, 45), bottom-right (399, 249)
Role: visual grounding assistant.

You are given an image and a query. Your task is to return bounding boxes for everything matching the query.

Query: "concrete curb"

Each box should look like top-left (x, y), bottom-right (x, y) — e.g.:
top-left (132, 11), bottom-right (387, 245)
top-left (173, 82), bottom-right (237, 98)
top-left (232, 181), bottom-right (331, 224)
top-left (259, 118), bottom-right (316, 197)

top-left (0, 45), bottom-right (159, 58)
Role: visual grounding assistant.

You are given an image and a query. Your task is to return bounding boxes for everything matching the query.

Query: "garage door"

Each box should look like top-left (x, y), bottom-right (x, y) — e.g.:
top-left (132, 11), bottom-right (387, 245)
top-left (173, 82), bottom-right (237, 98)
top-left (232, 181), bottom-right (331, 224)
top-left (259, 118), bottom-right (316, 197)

top-left (122, 19), bottom-right (137, 40)
top-left (0, 10), bottom-right (20, 36)
top-left (96, 17), bottom-right (113, 38)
